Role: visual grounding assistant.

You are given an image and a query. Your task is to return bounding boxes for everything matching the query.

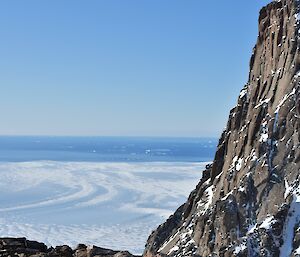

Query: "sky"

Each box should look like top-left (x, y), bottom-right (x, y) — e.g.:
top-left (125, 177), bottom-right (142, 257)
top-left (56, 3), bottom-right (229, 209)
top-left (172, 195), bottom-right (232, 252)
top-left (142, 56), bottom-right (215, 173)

top-left (0, 0), bottom-right (271, 137)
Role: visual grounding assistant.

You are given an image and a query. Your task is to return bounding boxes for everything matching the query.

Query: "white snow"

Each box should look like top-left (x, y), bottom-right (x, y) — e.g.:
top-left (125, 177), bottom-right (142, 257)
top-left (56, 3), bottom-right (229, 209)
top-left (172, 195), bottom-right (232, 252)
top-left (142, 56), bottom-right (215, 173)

top-left (259, 216), bottom-right (275, 230)
top-left (0, 161), bottom-right (208, 254)
top-left (246, 149), bottom-right (258, 163)
top-left (251, 154), bottom-right (258, 162)
top-left (238, 187), bottom-right (246, 193)
top-left (294, 70), bottom-right (300, 79)
top-left (205, 184), bottom-right (214, 205)
top-left (221, 190), bottom-right (233, 201)
top-left (280, 181), bottom-right (300, 257)
top-left (236, 158), bottom-right (243, 171)
top-left (247, 223), bottom-right (257, 234)
top-left (259, 121), bottom-right (269, 143)
top-left (233, 242), bottom-right (247, 254)
top-left (232, 156), bottom-right (238, 164)
top-left (294, 245), bottom-right (300, 255)
top-left (254, 98), bottom-right (271, 109)
top-left (280, 135), bottom-right (286, 142)
top-left (158, 229), bottom-right (181, 252)
top-left (228, 156), bottom-right (245, 174)
top-left (167, 245), bottom-right (179, 254)
top-left (284, 179), bottom-right (293, 199)
top-left (247, 216), bottom-right (276, 234)
top-left (239, 88), bottom-right (248, 99)
top-left (240, 125), bottom-right (247, 133)
top-left (215, 171), bottom-right (223, 180)
top-left (197, 183), bottom-right (215, 215)
top-left (275, 88), bottom-right (296, 114)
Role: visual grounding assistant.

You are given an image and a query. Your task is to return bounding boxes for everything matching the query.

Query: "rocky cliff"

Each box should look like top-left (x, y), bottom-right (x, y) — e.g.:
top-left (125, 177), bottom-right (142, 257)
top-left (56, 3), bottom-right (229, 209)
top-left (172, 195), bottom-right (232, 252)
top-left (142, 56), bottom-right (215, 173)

top-left (144, 0), bottom-right (300, 256)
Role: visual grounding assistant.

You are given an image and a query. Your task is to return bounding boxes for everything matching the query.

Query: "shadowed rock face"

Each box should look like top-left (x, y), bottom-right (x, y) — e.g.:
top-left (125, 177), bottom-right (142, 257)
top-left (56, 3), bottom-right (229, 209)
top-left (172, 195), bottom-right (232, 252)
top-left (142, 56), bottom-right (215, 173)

top-left (0, 238), bottom-right (139, 257)
top-left (143, 0), bottom-right (300, 256)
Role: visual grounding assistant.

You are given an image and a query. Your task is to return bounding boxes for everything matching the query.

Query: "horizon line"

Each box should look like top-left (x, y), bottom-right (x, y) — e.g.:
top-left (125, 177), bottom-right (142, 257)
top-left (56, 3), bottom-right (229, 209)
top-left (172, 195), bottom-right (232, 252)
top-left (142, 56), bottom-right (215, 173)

top-left (0, 134), bottom-right (219, 139)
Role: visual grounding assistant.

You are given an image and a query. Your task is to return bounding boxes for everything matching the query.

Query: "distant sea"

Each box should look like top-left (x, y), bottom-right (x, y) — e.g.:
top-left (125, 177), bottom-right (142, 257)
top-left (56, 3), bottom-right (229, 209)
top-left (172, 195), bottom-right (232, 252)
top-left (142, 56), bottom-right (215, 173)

top-left (0, 136), bottom-right (217, 162)
top-left (0, 136), bottom-right (217, 254)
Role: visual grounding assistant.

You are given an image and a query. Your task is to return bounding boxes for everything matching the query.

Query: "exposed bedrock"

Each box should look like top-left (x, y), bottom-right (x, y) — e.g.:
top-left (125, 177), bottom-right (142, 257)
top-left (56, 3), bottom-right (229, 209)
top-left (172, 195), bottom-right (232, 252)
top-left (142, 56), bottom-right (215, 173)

top-left (0, 237), bottom-right (139, 257)
top-left (144, 0), bottom-right (300, 256)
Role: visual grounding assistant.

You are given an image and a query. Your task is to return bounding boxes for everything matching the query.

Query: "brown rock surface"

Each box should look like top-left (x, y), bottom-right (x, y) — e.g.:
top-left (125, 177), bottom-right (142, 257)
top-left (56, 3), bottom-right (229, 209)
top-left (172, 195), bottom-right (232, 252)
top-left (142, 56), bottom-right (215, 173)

top-left (143, 0), bottom-right (300, 256)
top-left (0, 238), bottom-right (139, 257)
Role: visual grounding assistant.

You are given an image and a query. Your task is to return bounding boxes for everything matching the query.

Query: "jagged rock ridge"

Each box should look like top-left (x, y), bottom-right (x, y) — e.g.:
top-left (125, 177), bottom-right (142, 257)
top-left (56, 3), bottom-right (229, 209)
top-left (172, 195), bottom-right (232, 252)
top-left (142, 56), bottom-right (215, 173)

top-left (144, 0), bottom-right (300, 256)
top-left (0, 237), bottom-right (139, 257)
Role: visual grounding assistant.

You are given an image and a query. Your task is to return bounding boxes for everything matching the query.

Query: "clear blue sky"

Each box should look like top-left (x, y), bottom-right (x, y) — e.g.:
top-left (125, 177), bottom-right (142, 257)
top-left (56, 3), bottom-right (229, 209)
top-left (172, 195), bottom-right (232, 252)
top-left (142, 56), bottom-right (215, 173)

top-left (0, 0), bottom-right (271, 137)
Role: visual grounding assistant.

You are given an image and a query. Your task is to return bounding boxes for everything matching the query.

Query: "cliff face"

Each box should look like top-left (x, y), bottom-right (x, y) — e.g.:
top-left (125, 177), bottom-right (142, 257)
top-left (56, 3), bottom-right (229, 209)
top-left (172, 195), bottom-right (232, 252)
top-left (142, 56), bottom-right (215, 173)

top-left (144, 0), bottom-right (300, 256)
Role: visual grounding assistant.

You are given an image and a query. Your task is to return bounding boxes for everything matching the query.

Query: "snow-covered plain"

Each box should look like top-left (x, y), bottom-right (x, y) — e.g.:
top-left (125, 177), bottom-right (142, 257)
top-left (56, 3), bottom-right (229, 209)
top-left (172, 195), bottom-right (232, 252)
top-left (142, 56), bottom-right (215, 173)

top-left (0, 161), bottom-right (207, 254)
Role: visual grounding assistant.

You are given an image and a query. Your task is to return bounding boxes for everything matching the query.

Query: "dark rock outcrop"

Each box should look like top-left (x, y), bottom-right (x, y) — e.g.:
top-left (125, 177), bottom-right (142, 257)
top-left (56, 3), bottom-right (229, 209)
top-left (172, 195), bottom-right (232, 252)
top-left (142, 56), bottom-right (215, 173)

top-left (0, 238), bottom-right (138, 257)
top-left (143, 0), bottom-right (300, 256)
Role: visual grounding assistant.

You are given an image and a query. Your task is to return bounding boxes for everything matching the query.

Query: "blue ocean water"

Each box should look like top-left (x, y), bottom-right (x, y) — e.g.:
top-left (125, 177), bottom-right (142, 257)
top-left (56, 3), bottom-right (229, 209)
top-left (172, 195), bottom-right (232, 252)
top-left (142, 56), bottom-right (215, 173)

top-left (0, 136), bottom-right (217, 162)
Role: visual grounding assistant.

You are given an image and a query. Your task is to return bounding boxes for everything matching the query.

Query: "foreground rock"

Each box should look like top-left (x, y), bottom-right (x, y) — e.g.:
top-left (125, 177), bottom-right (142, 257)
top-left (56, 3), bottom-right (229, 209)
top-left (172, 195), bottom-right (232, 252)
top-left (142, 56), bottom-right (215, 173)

top-left (144, 0), bottom-right (300, 256)
top-left (0, 238), bottom-right (139, 257)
